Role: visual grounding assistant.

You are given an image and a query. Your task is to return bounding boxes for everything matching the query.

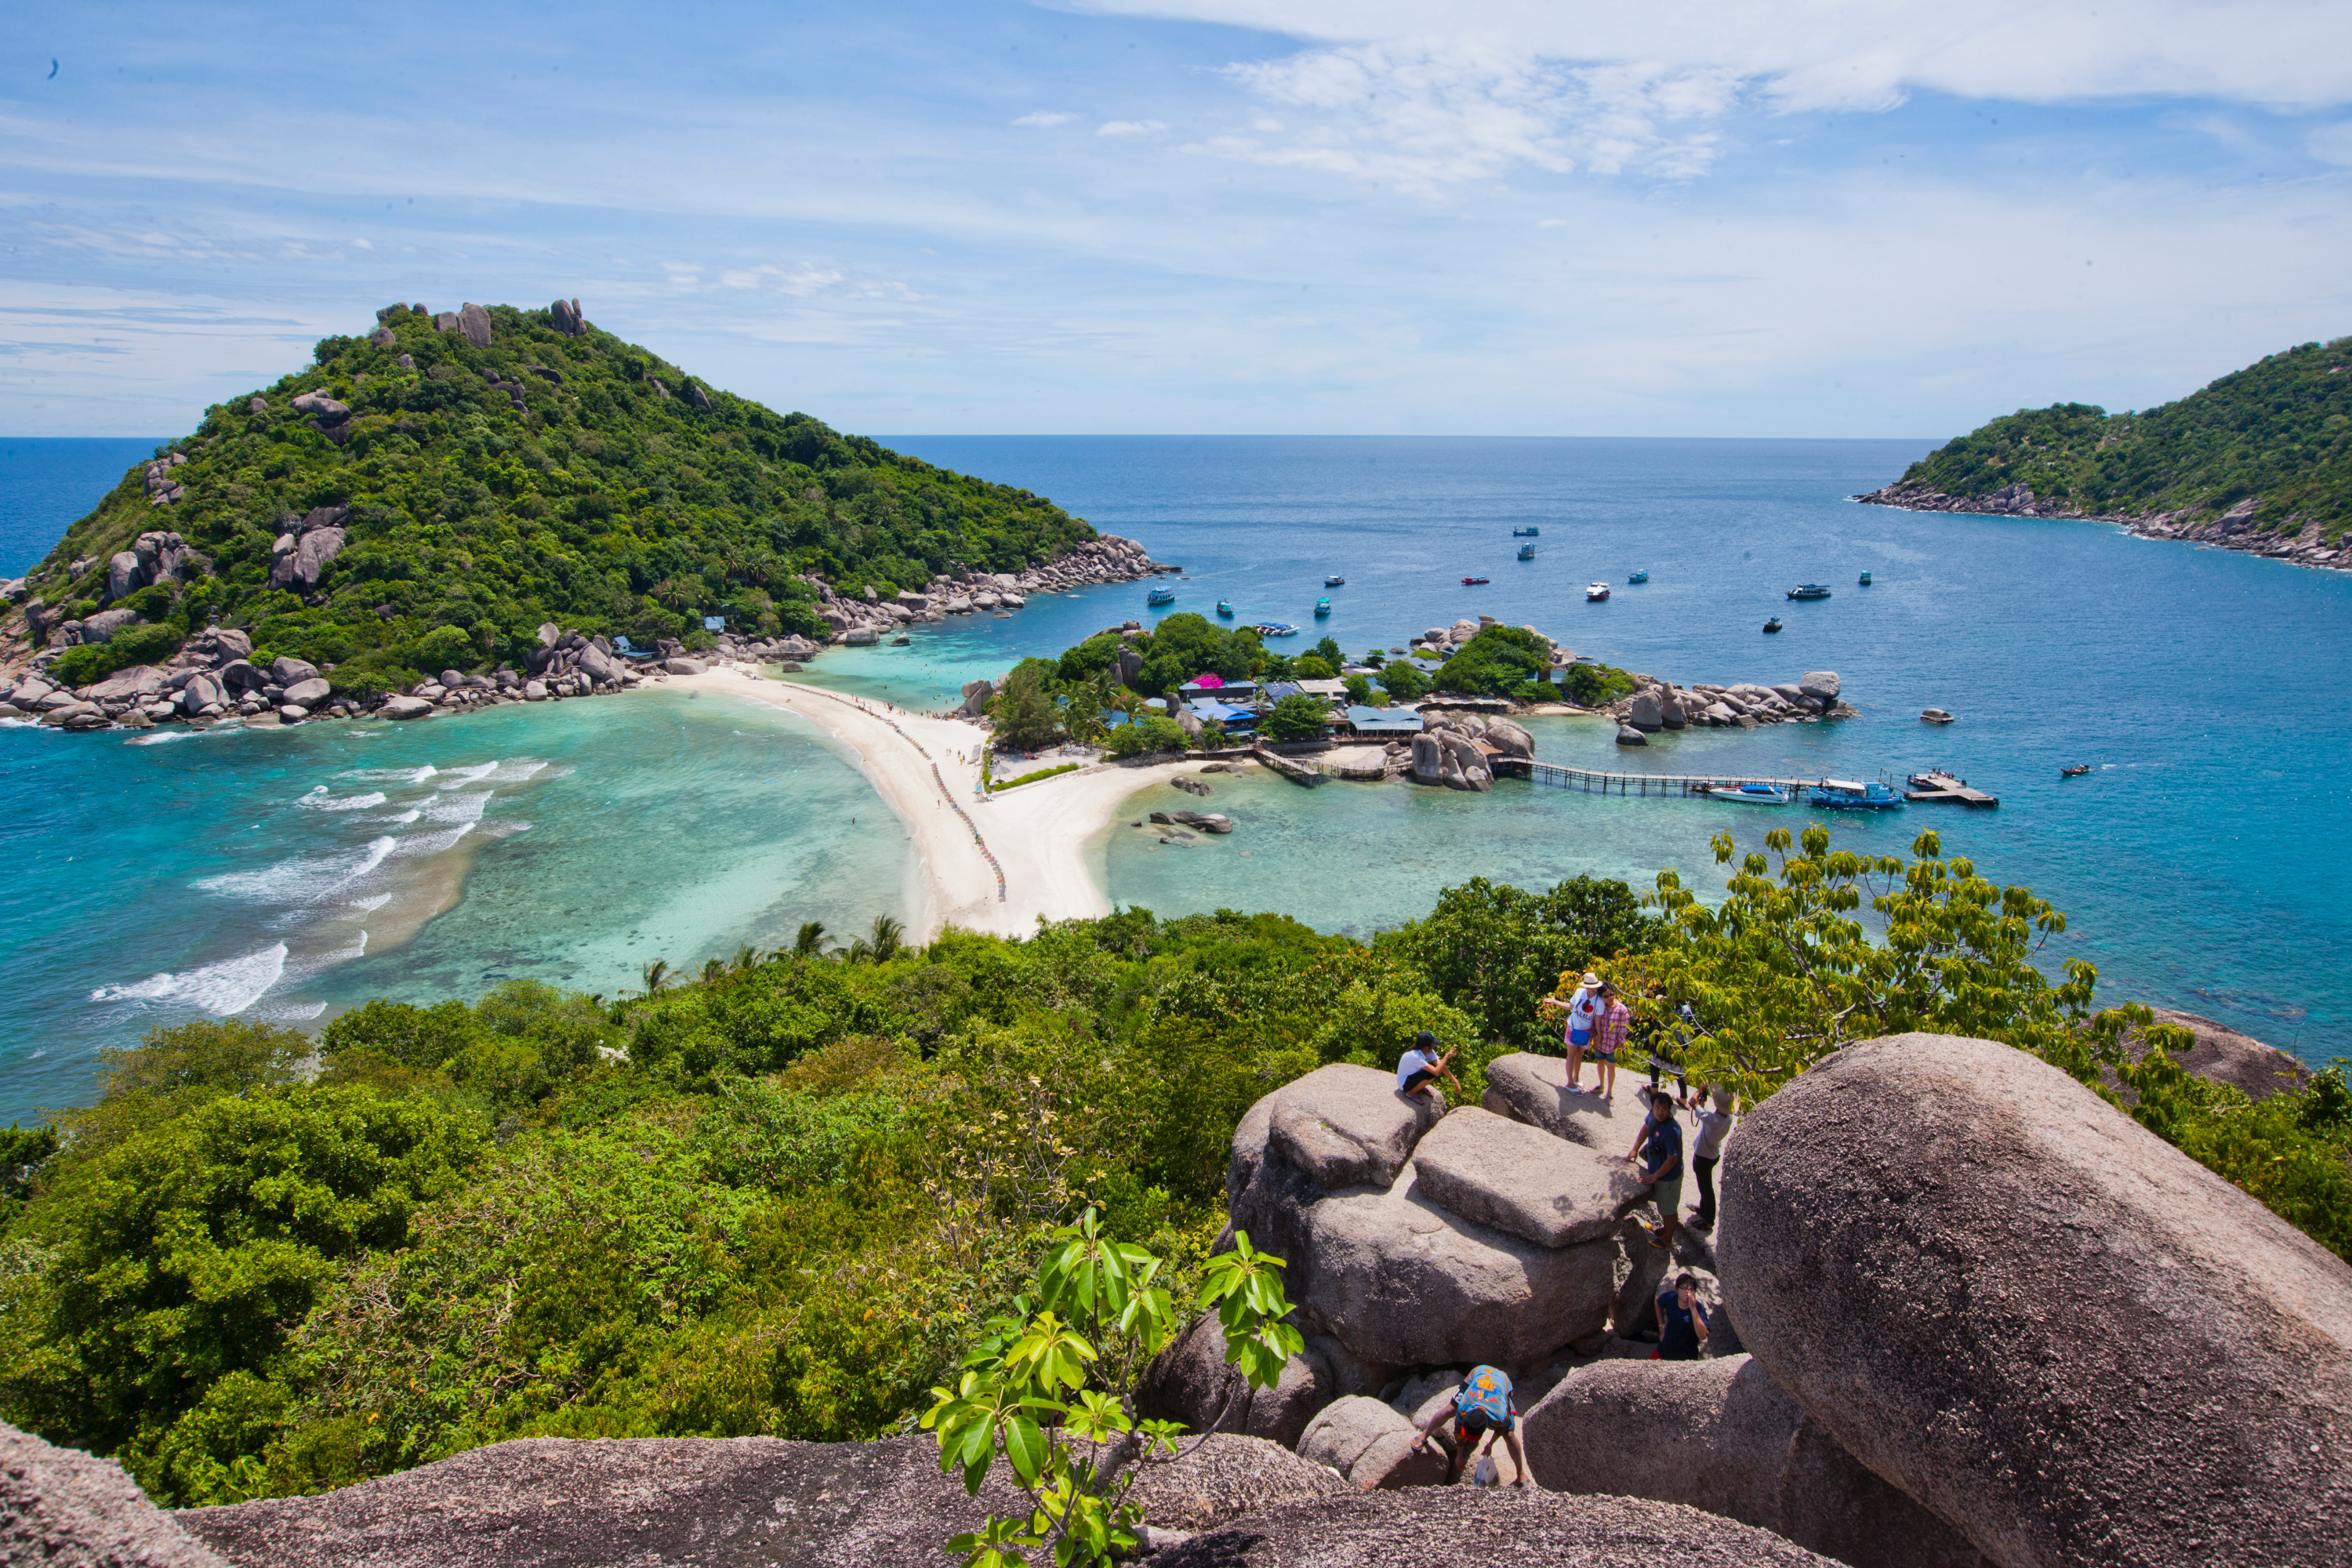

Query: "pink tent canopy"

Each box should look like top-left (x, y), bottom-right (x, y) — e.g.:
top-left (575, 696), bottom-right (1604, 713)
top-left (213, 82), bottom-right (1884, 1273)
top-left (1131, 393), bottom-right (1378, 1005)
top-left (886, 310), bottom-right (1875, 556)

top-left (1192, 673), bottom-right (1225, 690)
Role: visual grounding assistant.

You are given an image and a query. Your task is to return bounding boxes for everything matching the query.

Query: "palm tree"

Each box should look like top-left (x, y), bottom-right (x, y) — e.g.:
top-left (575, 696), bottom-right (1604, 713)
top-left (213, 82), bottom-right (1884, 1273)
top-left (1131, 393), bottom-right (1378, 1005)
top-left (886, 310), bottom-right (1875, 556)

top-left (641, 958), bottom-right (672, 996)
top-left (701, 956), bottom-right (727, 986)
top-left (793, 920), bottom-right (828, 956)
top-left (733, 943), bottom-right (760, 975)
top-left (866, 913), bottom-right (905, 964)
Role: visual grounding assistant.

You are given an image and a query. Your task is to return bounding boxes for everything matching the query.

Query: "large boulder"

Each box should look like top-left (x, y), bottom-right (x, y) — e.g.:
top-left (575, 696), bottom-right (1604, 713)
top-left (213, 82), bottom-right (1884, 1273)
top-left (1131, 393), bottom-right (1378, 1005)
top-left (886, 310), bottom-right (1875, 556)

top-left (1152, 1490), bottom-right (1841, 1567)
top-left (1411, 1105), bottom-right (1651, 1247)
top-left (1627, 689), bottom-right (1663, 730)
top-left (1294, 1396), bottom-right (1447, 1490)
top-left (85, 665), bottom-right (165, 706)
top-left (0, 1421), bottom-right (229, 1568)
top-left (1485, 717), bottom-right (1534, 758)
top-left (1616, 724), bottom-right (1648, 746)
top-left (378, 695), bottom-right (434, 720)
top-left (457, 302), bottom-right (493, 348)
top-left (1116, 647), bottom-right (1144, 687)
top-left (1226, 1068), bottom-right (1626, 1369)
top-left (1522, 1358), bottom-right (1986, 1568)
top-left (1479, 1051), bottom-right (1628, 1149)
top-left (281, 677), bottom-right (332, 710)
top-left (956, 678), bottom-right (993, 717)
top-left (269, 655), bottom-right (319, 685)
top-left (663, 657), bottom-right (707, 676)
top-left (1719, 1033), bottom-right (2352, 1568)
top-left (1136, 1311), bottom-right (1334, 1449)
top-left (2130, 1008), bottom-right (2310, 1101)
top-left (106, 552), bottom-right (146, 601)
top-left (1798, 670), bottom-right (1840, 702)
top-left (181, 1432), bottom-right (1320, 1568)
top-left (1410, 731), bottom-right (1444, 782)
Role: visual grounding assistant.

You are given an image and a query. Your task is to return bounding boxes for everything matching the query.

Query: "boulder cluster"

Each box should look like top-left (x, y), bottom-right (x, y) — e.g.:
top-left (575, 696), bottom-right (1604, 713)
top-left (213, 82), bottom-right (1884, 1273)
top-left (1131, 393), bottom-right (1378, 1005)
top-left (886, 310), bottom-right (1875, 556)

top-left (0, 630), bottom-right (347, 731)
top-left (1608, 669), bottom-right (1851, 747)
top-left (804, 535), bottom-right (1168, 645)
top-left (1408, 615), bottom-right (1571, 667)
top-left (1406, 711), bottom-right (1534, 790)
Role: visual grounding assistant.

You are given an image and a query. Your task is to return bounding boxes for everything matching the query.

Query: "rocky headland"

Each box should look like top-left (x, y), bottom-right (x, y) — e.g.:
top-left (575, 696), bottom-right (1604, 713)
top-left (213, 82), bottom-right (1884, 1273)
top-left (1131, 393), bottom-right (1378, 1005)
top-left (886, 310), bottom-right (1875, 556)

top-left (1855, 477), bottom-right (2352, 572)
top-left (14, 1029), bottom-right (2344, 1567)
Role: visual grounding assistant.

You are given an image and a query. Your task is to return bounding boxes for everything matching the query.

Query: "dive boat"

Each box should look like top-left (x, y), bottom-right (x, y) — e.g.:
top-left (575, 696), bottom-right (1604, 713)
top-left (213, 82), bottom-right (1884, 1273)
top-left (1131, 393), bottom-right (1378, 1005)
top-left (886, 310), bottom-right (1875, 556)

top-left (1762, 618), bottom-right (1784, 633)
top-left (1628, 569), bottom-right (1649, 583)
top-left (1809, 778), bottom-right (1903, 810)
top-left (2060, 764), bottom-right (2091, 779)
top-left (1216, 599), bottom-right (1234, 618)
top-left (1324, 575), bottom-right (1345, 587)
top-left (1147, 587), bottom-right (1175, 606)
top-left (1859, 570), bottom-right (1873, 586)
top-left (1461, 576), bottom-right (1490, 586)
top-left (1702, 782), bottom-right (1794, 805)
top-left (1518, 543), bottom-right (1537, 560)
top-left (1586, 582), bottom-right (1611, 601)
top-left (1513, 527), bottom-right (1541, 537)
top-left (1255, 622), bottom-right (1299, 637)
top-left (1314, 597), bottom-right (1332, 617)
top-left (1788, 583), bottom-right (1833, 601)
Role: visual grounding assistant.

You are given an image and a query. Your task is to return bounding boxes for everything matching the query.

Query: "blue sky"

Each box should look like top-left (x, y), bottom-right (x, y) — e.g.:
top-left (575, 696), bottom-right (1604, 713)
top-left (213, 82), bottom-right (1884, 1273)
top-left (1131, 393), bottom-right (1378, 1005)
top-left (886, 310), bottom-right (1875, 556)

top-left (3, 0), bottom-right (2349, 437)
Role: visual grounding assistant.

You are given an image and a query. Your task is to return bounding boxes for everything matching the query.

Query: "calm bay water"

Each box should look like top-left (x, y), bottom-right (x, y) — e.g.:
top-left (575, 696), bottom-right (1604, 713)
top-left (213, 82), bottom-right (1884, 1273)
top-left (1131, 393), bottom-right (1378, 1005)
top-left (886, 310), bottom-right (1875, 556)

top-left (2, 434), bottom-right (2346, 1119)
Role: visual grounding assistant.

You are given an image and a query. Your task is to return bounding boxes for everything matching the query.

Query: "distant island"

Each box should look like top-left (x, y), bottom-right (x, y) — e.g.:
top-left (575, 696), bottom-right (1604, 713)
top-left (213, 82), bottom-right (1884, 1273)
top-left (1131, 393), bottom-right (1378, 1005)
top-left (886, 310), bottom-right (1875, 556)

top-left (0, 299), bottom-right (1156, 709)
top-left (1858, 335), bottom-right (2350, 569)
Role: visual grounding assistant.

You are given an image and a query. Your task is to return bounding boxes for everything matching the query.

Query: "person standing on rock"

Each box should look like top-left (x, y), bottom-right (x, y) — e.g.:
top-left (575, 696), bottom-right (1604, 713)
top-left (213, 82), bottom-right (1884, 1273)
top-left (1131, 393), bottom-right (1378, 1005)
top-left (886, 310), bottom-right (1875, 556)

top-left (1688, 1087), bottom-right (1735, 1231)
top-left (1592, 983), bottom-right (1631, 1102)
top-left (1543, 973), bottom-right (1604, 1091)
top-left (1406, 1365), bottom-right (1532, 1488)
top-left (1396, 1030), bottom-right (1460, 1109)
top-left (1628, 1089), bottom-right (1686, 1250)
top-left (1653, 1273), bottom-right (1711, 1360)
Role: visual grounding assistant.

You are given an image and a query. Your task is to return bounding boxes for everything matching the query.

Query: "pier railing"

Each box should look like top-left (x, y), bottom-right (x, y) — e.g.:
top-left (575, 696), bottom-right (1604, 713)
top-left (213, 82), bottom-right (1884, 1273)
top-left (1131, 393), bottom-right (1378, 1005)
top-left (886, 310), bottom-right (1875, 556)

top-left (1494, 757), bottom-right (1817, 797)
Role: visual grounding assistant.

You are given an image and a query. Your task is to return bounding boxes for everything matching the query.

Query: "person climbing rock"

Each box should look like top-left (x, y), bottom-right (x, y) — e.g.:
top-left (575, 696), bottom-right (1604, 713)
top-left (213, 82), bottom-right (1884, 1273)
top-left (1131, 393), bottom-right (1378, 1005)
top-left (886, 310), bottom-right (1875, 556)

top-left (1396, 1030), bottom-right (1460, 1108)
top-left (1406, 1364), bottom-right (1531, 1487)
top-left (1653, 1273), bottom-right (1711, 1361)
top-left (1627, 1087), bottom-right (1685, 1250)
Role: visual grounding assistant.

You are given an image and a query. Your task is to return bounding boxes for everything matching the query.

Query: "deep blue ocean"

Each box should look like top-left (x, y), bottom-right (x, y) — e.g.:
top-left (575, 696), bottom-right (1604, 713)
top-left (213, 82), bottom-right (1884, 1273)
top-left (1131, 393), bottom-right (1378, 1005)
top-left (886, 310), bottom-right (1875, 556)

top-left (3, 435), bottom-right (2347, 1120)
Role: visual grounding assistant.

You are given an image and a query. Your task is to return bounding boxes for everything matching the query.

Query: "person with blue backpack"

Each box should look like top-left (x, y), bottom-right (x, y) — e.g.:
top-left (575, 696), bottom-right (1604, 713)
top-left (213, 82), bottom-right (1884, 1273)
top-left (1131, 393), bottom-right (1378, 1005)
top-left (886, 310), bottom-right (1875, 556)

top-left (1405, 1363), bottom-right (1531, 1487)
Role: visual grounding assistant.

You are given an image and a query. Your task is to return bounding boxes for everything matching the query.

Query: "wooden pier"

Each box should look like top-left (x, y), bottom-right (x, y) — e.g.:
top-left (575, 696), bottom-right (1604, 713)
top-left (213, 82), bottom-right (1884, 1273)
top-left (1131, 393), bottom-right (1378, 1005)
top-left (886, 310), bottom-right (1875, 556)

top-left (1904, 770), bottom-right (2000, 808)
top-left (1494, 757), bottom-right (1817, 797)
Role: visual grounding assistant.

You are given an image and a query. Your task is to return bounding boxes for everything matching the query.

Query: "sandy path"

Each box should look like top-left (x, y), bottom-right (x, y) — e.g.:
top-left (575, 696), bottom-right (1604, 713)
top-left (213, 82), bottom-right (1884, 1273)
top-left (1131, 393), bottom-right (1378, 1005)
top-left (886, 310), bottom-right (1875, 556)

top-left (670, 669), bottom-right (1192, 939)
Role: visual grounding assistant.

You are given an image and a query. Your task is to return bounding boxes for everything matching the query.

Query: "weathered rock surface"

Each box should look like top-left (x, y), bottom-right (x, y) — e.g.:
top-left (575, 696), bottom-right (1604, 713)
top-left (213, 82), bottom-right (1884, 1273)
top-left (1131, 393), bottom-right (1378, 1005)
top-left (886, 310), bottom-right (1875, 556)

top-left (1413, 1105), bottom-right (1651, 1247)
top-left (956, 678), bottom-right (993, 717)
top-left (457, 302), bottom-right (492, 348)
top-left (1523, 1358), bottom-right (1986, 1568)
top-left (1720, 1032), bottom-right (2352, 1568)
top-left (663, 658), bottom-right (706, 676)
top-left (1137, 1311), bottom-right (1334, 1449)
top-left (281, 677), bottom-right (332, 709)
top-left (1152, 1490), bottom-right (1841, 1567)
top-left (1617, 723), bottom-right (1648, 746)
top-left (1294, 1396), bottom-right (1446, 1490)
top-left (1479, 1051), bottom-right (1630, 1149)
top-left (2126, 1007), bottom-right (2310, 1102)
top-left (1261, 1065), bottom-right (1443, 1192)
top-left (1, 1420), bottom-right (230, 1568)
top-left (379, 695), bottom-right (433, 720)
top-left (1798, 670), bottom-right (1840, 702)
top-left (179, 1432), bottom-right (1323, 1568)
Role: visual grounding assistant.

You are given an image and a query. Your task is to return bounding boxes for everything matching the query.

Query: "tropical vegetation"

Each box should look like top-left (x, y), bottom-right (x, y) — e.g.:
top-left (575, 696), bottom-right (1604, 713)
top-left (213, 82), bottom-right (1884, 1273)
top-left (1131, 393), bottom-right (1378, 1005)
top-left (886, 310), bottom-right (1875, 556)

top-left (1885, 335), bottom-right (2352, 541)
top-left (9, 302), bottom-right (1104, 697)
top-left (1, 837), bottom-right (2342, 1524)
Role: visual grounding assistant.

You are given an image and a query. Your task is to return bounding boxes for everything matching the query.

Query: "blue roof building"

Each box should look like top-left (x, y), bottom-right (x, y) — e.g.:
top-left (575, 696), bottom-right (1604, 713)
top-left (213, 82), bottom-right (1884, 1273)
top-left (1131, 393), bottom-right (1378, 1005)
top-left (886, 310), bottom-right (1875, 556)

top-left (1345, 706), bottom-right (1425, 735)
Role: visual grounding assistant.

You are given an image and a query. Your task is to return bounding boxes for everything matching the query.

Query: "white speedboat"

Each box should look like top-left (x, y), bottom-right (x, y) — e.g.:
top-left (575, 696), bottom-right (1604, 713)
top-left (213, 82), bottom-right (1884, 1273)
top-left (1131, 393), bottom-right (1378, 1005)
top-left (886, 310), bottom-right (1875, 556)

top-left (1586, 582), bottom-right (1611, 601)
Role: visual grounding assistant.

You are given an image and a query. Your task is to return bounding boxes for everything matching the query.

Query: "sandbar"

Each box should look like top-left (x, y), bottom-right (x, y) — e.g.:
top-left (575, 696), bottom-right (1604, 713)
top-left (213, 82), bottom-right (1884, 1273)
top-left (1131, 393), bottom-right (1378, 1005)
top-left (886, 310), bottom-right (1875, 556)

top-left (670, 668), bottom-right (1192, 939)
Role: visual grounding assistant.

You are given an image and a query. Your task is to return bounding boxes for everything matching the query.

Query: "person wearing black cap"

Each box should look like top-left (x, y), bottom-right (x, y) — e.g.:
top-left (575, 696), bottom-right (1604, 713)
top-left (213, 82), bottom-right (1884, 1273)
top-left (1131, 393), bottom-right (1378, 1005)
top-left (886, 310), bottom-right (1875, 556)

top-left (1396, 1029), bottom-right (1460, 1108)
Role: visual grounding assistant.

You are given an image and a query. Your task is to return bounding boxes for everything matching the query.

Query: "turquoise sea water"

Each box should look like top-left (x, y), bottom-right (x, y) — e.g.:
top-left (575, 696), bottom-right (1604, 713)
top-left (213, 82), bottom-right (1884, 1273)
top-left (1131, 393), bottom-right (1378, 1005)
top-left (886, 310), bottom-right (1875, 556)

top-left (3, 434), bottom-right (2347, 1119)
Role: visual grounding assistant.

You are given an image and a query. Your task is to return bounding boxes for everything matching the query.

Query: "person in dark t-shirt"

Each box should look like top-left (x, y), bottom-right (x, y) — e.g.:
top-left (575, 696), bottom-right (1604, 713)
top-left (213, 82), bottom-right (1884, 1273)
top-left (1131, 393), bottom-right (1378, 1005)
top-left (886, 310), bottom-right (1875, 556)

top-left (1654, 1273), bottom-right (1711, 1361)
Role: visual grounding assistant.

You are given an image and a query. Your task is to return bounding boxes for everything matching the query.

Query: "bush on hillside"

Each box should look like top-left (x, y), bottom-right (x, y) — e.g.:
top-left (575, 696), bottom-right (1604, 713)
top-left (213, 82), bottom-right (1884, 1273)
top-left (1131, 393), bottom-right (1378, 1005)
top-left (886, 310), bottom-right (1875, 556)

top-left (48, 624), bottom-right (183, 688)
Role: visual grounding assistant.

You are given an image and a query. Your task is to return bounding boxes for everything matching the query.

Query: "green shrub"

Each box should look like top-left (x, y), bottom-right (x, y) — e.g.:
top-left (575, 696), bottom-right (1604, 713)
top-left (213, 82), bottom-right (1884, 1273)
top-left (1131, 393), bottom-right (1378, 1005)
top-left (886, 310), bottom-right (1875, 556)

top-left (995, 762), bottom-right (1079, 790)
top-left (48, 624), bottom-right (182, 688)
top-left (1260, 694), bottom-right (1331, 742)
top-left (1104, 715), bottom-right (1187, 757)
top-left (1561, 660), bottom-right (1635, 706)
top-left (1432, 626), bottom-right (1551, 700)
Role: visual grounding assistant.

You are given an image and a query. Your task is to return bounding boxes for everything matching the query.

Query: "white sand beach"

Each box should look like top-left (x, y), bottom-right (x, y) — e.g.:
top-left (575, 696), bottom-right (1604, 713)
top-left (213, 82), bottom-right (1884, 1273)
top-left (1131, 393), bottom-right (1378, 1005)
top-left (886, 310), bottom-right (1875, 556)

top-left (670, 668), bottom-right (1193, 938)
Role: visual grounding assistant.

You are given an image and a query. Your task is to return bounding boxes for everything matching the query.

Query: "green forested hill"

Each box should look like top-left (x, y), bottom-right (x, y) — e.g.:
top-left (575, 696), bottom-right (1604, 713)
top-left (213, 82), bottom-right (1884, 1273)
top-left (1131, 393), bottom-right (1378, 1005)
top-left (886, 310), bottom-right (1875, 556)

top-left (6, 301), bottom-right (1094, 691)
top-left (1869, 336), bottom-right (2352, 542)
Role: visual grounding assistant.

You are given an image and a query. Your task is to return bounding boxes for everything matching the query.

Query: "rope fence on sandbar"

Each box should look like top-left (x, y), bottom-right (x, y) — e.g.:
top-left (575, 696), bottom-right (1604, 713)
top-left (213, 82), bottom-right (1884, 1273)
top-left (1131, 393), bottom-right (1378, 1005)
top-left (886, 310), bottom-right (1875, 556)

top-left (789, 685), bottom-right (1007, 903)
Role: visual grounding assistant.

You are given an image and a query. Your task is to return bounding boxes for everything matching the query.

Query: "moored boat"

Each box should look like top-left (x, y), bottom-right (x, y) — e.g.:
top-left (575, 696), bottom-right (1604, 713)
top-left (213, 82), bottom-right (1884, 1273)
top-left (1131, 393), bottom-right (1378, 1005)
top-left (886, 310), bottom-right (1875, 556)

top-left (1701, 782), bottom-right (1794, 804)
top-left (1461, 575), bottom-right (1490, 586)
top-left (1216, 599), bottom-right (1234, 618)
top-left (1586, 582), bottom-right (1611, 601)
top-left (1920, 707), bottom-right (1954, 724)
top-left (1147, 587), bottom-right (1175, 606)
top-left (1860, 570), bottom-right (1873, 586)
top-left (1788, 583), bottom-right (1832, 601)
top-left (1517, 543), bottom-right (1537, 560)
top-left (1762, 617), bottom-right (1783, 633)
top-left (1255, 622), bottom-right (1299, 637)
top-left (1809, 777), bottom-right (1903, 809)
top-left (1314, 597), bottom-right (1332, 617)
top-left (1628, 569), bottom-right (1649, 583)
top-left (2060, 764), bottom-right (2091, 778)
top-left (1513, 526), bottom-right (1541, 537)
top-left (1324, 575), bottom-right (1345, 586)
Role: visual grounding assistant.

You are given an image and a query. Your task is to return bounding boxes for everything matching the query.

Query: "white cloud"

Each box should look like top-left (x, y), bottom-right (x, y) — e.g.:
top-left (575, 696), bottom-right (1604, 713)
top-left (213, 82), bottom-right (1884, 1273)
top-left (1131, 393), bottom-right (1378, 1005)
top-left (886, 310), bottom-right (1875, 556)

top-left (2313, 122), bottom-right (2352, 167)
top-left (1080, 1), bottom-right (2352, 111)
top-left (1098, 119), bottom-right (1168, 137)
top-left (350, 237), bottom-right (373, 249)
top-left (1012, 111), bottom-right (1076, 127)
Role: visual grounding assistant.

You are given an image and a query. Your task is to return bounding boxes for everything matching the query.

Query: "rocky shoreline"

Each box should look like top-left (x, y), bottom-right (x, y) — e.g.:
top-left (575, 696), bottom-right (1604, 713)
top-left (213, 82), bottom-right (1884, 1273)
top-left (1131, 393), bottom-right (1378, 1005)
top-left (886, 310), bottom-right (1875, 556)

top-left (1855, 478), bottom-right (2352, 572)
top-left (0, 533), bottom-right (1171, 736)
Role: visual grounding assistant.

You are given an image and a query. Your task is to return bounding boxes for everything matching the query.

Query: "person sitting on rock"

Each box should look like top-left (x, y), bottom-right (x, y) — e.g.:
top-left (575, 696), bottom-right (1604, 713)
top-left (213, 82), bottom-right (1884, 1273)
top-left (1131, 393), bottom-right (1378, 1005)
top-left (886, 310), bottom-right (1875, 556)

top-left (1653, 1273), bottom-right (1711, 1361)
top-left (1396, 1030), bottom-right (1460, 1108)
top-left (1406, 1364), bottom-right (1531, 1488)
top-left (1627, 1087), bottom-right (1686, 1250)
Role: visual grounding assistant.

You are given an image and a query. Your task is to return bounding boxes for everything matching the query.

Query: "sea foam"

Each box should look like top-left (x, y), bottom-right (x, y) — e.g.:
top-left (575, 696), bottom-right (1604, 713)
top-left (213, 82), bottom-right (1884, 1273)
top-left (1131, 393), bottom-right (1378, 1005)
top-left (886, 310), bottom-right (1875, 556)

top-left (91, 942), bottom-right (289, 1016)
top-left (194, 836), bottom-right (398, 904)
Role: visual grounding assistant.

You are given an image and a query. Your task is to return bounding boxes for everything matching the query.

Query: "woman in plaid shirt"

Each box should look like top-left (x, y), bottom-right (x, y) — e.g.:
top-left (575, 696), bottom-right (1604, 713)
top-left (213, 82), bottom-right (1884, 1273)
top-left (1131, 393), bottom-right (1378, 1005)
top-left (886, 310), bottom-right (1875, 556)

top-left (1591, 983), bottom-right (1631, 1102)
